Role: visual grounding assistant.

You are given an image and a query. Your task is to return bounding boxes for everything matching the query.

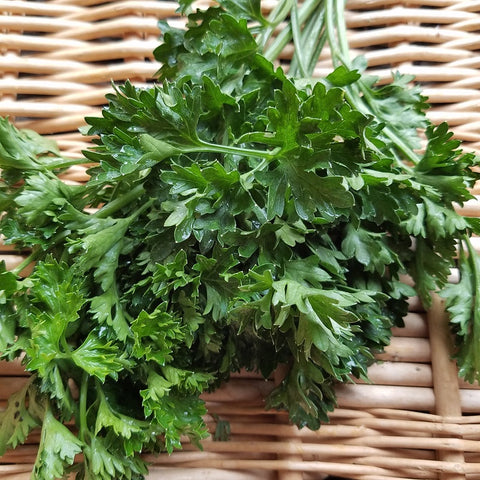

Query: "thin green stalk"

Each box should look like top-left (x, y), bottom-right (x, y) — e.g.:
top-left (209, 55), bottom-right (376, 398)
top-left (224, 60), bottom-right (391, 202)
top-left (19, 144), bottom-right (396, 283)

top-left (462, 235), bottom-right (480, 380)
top-left (324, 0), bottom-right (348, 68)
top-left (289, 5), bottom-right (326, 78)
top-left (465, 234), bottom-right (480, 320)
top-left (12, 250), bottom-right (41, 276)
top-left (42, 156), bottom-right (85, 171)
top-left (290, 3), bottom-right (308, 78)
top-left (262, 0), bottom-right (324, 63)
top-left (324, 0), bottom-right (419, 169)
top-left (302, 6), bottom-right (327, 76)
top-left (94, 183), bottom-right (146, 219)
top-left (256, 0), bottom-right (294, 51)
top-left (196, 140), bottom-right (281, 160)
top-left (127, 197), bottom-right (155, 222)
top-left (240, 157), bottom-right (270, 185)
top-left (78, 371), bottom-right (89, 442)
top-left (12, 230), bottom-right (70, 275)
top-left (331, 0), bottom-right (350, 65)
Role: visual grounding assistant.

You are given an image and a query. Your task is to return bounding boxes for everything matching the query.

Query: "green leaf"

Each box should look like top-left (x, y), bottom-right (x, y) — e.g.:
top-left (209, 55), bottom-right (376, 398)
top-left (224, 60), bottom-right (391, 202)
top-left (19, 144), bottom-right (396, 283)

top-left (71, 332), bottom-right (127, 382)
top-left (284, 166), bottom-right (354, 221)
top-left (142, 391), bottom-right (208, 454)
top-left (274, 218), bottom-right (307, 247)
top-left (0, 380), bottom-right (42, 456)
top-left (202, 13), bottom-right (259, 59)
top-left (217, 0), bottom-right (265, 24)
top-left (30, 256), bottom-right (86, 320)
top-left (89, 289), bottom-right (131, 342)
top-left (67, 216), bottom-right (130, 278)
top-left (0, 118), bottom-right (60, 171)
top-left (284, 256), bottom-right (331, 286)
top-left (359, 71), bottom-right (429, 154)
top-left (326, 65), bottom-right (361, 87)
top-left (441, 239), bottom-right (480, 383)
top-left (415, 124), bottom-right (479, 203)
top-left (95, 392), bottom-right (142, 439)
top-left (36, 363), bottom-right (76, 418)
top-left (25, 312), bottom-right (69, 375)
top-left (131, 307), bottom-right (184, 365)
top-left (141, 369), bottom-right (172, 403)
top-left (14, 173), bottom-right (82, 229)
top-left (83, 435), bottom-right (149, 480)
top-left (341, 224), bottom-right (400, 275)
top-left (411, 236), bottom-right (454, 308)
top-left (33, 405), bottom-right (83, 480)
top-left (138, 133), bottom-right (182, 163)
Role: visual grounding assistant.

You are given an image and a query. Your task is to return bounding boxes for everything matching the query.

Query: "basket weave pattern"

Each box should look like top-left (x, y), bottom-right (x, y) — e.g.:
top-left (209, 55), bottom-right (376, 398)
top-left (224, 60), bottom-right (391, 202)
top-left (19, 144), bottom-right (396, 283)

top-left (1, 1), bottom-right (480, 479)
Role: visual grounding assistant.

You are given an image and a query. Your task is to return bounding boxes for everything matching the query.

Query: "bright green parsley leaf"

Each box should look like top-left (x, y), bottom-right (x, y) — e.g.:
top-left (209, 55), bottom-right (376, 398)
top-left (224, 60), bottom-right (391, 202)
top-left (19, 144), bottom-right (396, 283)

top-left (442, 239), bottom-right (480, 383)
top-left (0, 379), bottom-right (42, 456)
top-left (0, 2), bottom-right (479, 477)
top-left (33, 405), bottom-right (83, 480)
top-left (71, 332), bottom-right (128, 382)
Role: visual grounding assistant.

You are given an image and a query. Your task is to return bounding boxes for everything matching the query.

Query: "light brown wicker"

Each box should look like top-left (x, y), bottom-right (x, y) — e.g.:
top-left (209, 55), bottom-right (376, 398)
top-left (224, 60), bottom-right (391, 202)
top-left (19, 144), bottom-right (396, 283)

top-left (1, 1), bottom-right (480, 479)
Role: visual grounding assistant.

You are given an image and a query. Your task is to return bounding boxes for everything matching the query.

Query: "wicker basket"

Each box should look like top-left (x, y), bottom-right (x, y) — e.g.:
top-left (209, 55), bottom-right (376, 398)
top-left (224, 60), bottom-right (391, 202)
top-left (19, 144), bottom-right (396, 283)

top-left (1, 1), bottom-right (480, 479)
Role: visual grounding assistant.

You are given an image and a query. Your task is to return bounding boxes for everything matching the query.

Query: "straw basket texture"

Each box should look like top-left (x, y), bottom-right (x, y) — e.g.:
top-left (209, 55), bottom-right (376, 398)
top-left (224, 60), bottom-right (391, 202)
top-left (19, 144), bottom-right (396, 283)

top-left (1, 1), bottom-right (480, 479)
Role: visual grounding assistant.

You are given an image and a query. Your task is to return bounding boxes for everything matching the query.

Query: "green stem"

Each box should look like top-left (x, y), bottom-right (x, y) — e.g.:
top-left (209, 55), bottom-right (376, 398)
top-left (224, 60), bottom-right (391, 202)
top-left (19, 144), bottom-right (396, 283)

top-left (324, 0), bottom-right (346, 68)
top-left (240, 157), bottom-right (270, 185)
top-left (324, 0), bottom-right (419, 169)
top-left (42, 156), bottom-right (86, 171)
top-left (78, 371), bottom-right (89, 442)
top-left (127, 197), bottom-right (155, 222)
top-left (332, 0), bottom-right (350, 65)
top-left (290, 3), bottom-right (308, 78)
top-left (94, 183), bottom-right (146, 219)
top-left (256, 0), bottom-right (294, 52)
top-left (11, 229), bottom-right (72, 276)
top-left (287, 2), bottom-right (326, 79)
top-left (12, 250), bottom-right (40, 276)
top-left (262, 0), bottom-right (324, 63)
top-left (301, 5), bottom-right (327, 76)
top-left (196, 140), bottom-right (281, 160)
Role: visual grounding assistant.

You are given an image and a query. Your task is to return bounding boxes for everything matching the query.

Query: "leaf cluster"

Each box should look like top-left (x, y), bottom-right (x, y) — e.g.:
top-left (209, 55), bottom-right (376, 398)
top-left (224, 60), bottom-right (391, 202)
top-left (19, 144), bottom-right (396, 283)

top-left (0, 2), bottom-right (479, 479)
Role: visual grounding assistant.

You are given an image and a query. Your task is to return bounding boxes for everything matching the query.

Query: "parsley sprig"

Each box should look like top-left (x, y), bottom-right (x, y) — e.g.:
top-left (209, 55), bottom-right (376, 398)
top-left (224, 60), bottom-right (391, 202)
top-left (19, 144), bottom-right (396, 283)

top-left (0, 1), bottom-right (479, 479)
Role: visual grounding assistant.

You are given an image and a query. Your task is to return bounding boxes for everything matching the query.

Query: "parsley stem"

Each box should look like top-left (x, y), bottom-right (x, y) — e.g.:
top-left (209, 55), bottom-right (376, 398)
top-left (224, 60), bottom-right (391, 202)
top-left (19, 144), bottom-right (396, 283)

top-left (94, 184), bottom-right (146, 219)
top-left (287, 2), bottom-right (326, 79)
top-left (12, 249), bottom-right (42, 276)
top-left (42, 156), bottom-right (86, 170)
top-left (324, 0), bottom-right (418, 170)
top-left (197, 140), bottom-right (280, 160)
top-left (256, 0), bottom-right (294, 53)
top-left (290, 3), bottom-right (308, 78)
top-left (240, 157), bottom-right (270, 185)
top-left (78, 371), bottom-right (89, 442)
top-left (262, 0), bottom-right (324, 64)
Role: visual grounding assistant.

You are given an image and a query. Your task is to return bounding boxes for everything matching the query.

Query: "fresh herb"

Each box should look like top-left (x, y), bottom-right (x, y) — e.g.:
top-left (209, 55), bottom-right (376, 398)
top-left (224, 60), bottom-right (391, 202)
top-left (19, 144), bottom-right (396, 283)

top-left (1, 1), bottom-right (479, 479)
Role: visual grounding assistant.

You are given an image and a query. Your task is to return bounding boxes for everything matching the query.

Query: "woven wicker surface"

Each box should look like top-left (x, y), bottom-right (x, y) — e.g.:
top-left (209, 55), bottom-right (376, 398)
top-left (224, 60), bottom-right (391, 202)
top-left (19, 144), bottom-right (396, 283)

top-left (1, 1), bottom-right (480, 479)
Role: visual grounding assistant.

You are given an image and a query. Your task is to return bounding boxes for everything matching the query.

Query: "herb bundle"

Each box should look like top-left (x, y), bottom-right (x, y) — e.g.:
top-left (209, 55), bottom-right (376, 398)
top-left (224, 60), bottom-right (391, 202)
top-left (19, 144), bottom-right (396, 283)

top-left (0, 1), bottom-right (479, 479)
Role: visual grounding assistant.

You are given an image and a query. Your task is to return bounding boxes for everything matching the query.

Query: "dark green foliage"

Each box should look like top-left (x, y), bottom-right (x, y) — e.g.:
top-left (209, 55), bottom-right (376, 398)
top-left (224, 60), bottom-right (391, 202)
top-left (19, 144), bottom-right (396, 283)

top-left (0, 2), bottom-right (479, 479)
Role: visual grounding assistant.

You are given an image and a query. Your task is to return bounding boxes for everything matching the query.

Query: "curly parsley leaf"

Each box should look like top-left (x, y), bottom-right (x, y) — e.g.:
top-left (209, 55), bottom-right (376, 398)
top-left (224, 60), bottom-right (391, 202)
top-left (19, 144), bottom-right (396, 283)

top-left (0, 379), bottom-right (43, 456)
top-left (442, 239), bottom-right (480, 383)
top-left (0, 2), bottom-right (479, 479)
top-left (33, 405), bottom-right (83, 480)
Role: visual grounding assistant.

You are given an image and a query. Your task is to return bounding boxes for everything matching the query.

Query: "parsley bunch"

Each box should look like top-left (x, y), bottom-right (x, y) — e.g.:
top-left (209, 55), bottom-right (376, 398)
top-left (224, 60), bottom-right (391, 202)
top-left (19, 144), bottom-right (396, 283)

top-left (0, 1), bottom-right (479, 479)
